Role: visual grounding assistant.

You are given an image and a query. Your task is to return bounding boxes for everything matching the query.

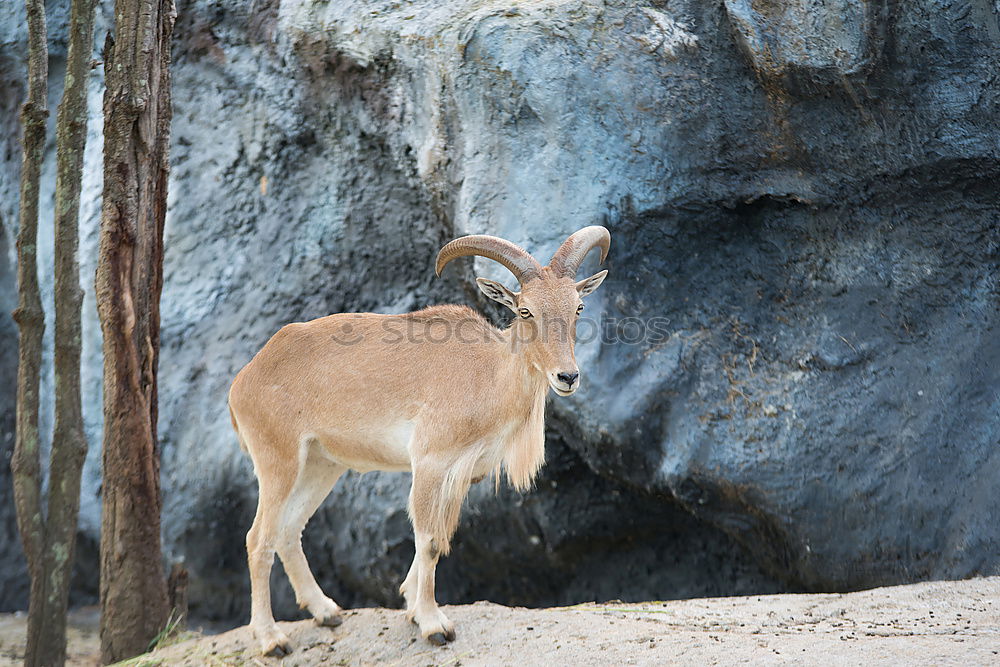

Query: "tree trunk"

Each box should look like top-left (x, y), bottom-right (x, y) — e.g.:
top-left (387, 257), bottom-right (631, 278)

top-left (96, 0), bottom-right (176, 662)
top-left (10, 0), bottom-right (48, 664)
top-left (13, 0), bottom-right (98, 663)
top-left (39, 0), bottom-right (99, 663)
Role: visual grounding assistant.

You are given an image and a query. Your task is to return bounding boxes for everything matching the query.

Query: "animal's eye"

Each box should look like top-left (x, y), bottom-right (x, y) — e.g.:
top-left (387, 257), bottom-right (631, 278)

top-left (576, 304), bottom-right (585, 313)
top-left (518, 308), bottom-right (533, 319)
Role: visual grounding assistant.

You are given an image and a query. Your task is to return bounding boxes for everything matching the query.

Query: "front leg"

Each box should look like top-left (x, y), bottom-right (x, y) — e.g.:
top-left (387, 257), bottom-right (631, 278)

top-left (398, 552), bottom-right (418, 612)
top-left (404, 460), bottom-right (470, 644)
top-left (406, 531), bottom-right (456, 645)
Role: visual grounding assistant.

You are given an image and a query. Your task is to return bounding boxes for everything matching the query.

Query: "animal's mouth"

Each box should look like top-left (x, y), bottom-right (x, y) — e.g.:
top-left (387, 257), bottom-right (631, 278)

top-left (549, 381), bottom-right (577, 396)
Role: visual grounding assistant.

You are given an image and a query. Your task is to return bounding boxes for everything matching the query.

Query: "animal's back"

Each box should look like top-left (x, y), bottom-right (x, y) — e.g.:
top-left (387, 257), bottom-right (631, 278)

top-left (228, 306), bottom-right (504, 457)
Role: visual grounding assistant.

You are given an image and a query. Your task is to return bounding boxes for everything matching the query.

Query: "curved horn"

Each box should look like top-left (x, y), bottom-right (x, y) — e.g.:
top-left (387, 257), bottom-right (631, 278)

top-left (436, 235), bottom-right (543, 284)
top-left (548, 225), bottom-right (611, 277)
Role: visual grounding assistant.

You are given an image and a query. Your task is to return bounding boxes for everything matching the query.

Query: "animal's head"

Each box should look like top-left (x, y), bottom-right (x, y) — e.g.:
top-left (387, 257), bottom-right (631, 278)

top-left (436, 226), bottom-right (610, 396)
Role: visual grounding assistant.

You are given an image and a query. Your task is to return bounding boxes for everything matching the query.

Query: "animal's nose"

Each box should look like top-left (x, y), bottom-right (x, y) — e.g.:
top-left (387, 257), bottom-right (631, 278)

top-left (557, 371), bottom-right (579, 386)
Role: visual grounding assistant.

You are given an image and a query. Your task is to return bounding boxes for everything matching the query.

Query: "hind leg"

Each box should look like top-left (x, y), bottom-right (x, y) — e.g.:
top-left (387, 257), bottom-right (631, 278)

top-left (246, 440), bottom-right (298, 656)
top-left (276, 448), bottom-right (346, 628)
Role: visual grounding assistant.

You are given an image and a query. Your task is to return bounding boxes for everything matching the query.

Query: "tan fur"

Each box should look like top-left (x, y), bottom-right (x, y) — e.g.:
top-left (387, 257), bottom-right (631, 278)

top-left (230, 261), bottom-right (607, 656)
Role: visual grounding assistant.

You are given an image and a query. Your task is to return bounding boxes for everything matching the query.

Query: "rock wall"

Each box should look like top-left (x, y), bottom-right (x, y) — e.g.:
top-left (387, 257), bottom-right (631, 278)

top-left (1, 0), bottom-right (997, 623)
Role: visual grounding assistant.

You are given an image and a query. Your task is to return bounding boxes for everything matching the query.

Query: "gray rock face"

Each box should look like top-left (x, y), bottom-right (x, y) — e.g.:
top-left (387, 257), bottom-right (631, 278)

top-left (1, 0), bottom-right (998, 624)
top-left (723, 0), bottom-right (879, 79)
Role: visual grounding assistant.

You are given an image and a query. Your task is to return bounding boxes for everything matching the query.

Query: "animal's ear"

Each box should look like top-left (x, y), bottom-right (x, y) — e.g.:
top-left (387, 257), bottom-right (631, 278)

top-left (476, 277), bottom-right (518, 311)
top-left (576, 270), bottom-right (607, 297)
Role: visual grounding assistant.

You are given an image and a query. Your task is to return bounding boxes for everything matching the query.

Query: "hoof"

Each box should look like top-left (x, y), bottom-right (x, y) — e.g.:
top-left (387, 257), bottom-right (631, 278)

top-left (257, 627), bottom-right (293, 658)
top-left (317, 613), bottom-right (343, 628)
top-left (426, 628), bottom-right (456, 645)
top-left (263, 641), bottom-right (291, 658)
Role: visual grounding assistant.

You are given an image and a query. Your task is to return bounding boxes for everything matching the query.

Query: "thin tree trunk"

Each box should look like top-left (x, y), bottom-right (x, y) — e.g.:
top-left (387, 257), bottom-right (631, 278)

top-left (96, 0), bottom-right (176, 662)
top-left (12, 0), bottom-right (97, 663)
top-left (38, 0), bottom-right (99, 662)
top-left (10, 0), bottom-right (48, 664)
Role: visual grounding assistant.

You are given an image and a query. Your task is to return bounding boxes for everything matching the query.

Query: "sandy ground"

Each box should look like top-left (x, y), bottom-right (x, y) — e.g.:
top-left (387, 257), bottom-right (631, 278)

top-left (2, 578), bottom-right (998, 666)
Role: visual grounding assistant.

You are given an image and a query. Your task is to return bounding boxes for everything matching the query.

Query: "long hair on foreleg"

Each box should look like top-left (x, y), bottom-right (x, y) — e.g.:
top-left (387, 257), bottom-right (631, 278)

top-left (411, 446), bottom-right (483, 556)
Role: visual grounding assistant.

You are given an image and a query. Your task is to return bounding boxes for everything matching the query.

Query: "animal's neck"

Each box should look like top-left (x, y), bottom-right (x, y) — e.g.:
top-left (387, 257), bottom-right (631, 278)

top-left (496, 325), bottom-right (547, 399)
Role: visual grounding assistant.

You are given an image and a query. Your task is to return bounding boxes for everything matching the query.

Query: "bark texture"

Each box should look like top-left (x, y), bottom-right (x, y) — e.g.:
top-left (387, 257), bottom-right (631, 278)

top-left (40, 0), bottom-right (98, 663)
top-left (10, 0), bottom-right (48, 663)
top-left (96, 0), bottom-right (176, 661)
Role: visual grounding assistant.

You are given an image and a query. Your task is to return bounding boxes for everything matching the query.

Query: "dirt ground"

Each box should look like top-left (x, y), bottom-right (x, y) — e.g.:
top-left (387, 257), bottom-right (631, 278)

top-left (2, 577), bottom-right (998, 666)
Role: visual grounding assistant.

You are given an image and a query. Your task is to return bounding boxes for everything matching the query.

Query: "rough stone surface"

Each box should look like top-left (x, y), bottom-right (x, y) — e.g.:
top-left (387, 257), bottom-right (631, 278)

top-left (1, 0), bottom-right (998, 626)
